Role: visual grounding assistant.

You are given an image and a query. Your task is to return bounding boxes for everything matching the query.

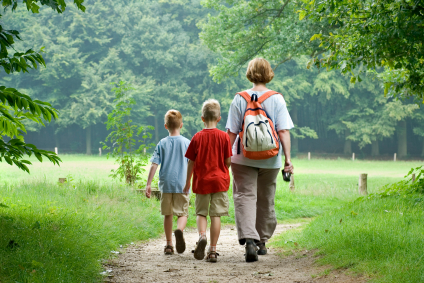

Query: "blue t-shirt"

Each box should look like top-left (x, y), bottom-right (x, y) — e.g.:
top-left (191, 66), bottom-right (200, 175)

top-left (226, 89), bottom-right (294, 169)
top-left (150, 135), bottom-right (190, 193)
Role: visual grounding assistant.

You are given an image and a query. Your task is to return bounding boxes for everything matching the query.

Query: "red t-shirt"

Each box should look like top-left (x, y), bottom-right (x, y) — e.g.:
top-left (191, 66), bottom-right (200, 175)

top-left (185, 128), bottom-right (233, 194)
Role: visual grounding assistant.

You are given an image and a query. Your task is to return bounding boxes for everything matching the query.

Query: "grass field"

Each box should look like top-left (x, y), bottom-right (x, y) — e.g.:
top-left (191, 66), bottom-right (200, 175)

top-left (0, 155), bottom-right (422, 282)
top-left (271, 168), bottom-right (424, 283)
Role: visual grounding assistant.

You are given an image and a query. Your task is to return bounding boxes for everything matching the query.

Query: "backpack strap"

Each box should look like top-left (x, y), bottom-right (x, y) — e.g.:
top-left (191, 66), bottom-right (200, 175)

top-left (236, 91), bottom-right (251, 102)
top-left (257, 90), bottom-right (280, 104)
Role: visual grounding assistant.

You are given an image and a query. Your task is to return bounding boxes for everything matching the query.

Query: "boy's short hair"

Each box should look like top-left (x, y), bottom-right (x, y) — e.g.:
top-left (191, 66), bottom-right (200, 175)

top-left (202, 99), bottom-right (221, 122)
top-left (246, 58), bottom-right (274, 84)
top-left (164, 109), bottom-right (183, 130)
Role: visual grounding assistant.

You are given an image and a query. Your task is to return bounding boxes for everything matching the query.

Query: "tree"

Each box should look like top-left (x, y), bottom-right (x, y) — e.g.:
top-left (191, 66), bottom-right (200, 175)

top-left (199, 0), bottom-right (330, 81)
top-left (303, 0), bottom-right (424, 102)
top-left (0, 0), bottom-right (86, 171)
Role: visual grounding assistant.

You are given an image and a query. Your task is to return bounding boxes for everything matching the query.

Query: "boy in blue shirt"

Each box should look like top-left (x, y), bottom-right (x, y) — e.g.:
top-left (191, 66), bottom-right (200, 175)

top-left (145, 110), bottom-right (190, 255)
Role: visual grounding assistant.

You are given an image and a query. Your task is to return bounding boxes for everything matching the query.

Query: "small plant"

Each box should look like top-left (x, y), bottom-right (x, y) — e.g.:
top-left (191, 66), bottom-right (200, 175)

top-left (101, 81), bottom-right (154, 185)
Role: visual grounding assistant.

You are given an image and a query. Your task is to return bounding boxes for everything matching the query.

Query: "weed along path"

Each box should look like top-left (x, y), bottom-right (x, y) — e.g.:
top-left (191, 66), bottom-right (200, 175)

top-left (104, 224), bottom-right (367, 283)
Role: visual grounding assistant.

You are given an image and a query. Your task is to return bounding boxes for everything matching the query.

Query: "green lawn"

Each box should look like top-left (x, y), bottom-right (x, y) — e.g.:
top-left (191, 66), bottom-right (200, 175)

top-left (270, 168), bottom-right (424, 283)
top-left (0, 155), bottom-right (422, 282)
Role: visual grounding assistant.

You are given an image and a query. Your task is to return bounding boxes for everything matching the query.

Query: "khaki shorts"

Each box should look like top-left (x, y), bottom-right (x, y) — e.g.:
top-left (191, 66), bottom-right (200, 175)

top-left (161, 193), bottom-right (190, 217)
top-left (195, 191), bottom-right (229, 217)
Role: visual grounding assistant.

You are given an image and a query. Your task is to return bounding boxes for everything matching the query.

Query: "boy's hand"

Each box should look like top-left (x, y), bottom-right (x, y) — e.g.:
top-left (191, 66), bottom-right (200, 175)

top-left (183, 183), bottom-right (190, 195)
top-left (145, 185), bottom-right (152, 198)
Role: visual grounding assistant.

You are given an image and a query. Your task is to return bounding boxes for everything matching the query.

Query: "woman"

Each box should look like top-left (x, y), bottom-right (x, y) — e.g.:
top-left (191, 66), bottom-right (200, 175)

top-left (226, 58), bottom-right (294, 262)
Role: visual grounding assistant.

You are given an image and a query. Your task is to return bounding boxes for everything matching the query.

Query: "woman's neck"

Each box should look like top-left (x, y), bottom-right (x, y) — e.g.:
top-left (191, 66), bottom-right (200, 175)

top-left (251, 83), bottom-right (268, 92)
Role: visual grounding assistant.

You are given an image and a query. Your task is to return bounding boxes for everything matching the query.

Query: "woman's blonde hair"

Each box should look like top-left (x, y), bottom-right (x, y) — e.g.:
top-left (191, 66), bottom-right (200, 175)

top-left (246, 58), bottom-right (274, 84)
top-left (164, 109), bottom-right (183, 130)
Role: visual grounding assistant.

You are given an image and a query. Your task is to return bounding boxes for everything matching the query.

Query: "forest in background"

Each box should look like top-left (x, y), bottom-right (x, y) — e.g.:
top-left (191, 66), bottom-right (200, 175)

top-left (2, 0), bottom-right (424, 158)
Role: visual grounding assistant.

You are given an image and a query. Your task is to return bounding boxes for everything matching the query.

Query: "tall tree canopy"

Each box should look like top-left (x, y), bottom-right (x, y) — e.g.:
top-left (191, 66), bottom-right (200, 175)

top-left (0, 0), bottom-right (85, 171)
top-left (303, 0), bottom-right (424, 102)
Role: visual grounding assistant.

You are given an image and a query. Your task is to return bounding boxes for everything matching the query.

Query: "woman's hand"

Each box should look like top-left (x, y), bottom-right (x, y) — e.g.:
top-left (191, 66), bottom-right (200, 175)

top-left (284, 160), bottom-right (294, 174)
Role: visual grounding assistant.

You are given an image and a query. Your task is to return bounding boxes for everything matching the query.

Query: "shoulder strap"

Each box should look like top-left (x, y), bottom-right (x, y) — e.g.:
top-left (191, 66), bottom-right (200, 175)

top-left (257, 90), bottom-right (280, 104)
top-left (236, 91), bottom-right (251, 102)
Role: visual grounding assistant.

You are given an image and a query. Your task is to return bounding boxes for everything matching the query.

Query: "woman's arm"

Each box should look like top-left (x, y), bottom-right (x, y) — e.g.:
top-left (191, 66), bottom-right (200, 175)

top-left (227, 130), bottom-right (237, 147)
top-left (278, 129), bottom-right (294, 174)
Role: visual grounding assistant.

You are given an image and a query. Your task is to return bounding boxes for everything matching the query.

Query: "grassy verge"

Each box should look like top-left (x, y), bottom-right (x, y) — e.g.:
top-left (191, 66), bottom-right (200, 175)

top-left (271, 169), bottom-right (424, 282)
top-left (0, 180), bottom-right (163, 282)
top-left (0, 156), bottom-right (420, 282)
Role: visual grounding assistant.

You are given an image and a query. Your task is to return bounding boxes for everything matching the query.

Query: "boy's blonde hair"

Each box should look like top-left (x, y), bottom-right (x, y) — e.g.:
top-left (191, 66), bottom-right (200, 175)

top-left (246, 58), bottom-right (274, 84)
top-left (202, 99), bottom-right (221, 122)
top-left (164, 109), bottom-right (183, 130)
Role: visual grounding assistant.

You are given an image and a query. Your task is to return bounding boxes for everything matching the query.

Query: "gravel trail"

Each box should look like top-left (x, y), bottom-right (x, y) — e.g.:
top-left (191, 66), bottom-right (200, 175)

top-left (105, 224), bottom-right (367, 283)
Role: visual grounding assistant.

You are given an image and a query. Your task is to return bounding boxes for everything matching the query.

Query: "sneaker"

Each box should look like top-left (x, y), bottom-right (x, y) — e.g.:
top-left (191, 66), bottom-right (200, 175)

top-left (164, 245), bottom-right (174, 255)
top-left (174, 229), bottom-right (186, 254)
top-left (245, 238), bottom-right (258, 262)
top-left (205, 251), bottom-right (219, 263)
top-left (256, 242), bottom-right (267, 255)
top-left (193, 236), bottom-right (207, 260)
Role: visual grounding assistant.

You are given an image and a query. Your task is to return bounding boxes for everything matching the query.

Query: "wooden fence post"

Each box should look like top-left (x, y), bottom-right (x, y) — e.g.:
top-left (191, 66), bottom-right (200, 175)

top-left (308, 152), bottom-right (311, 160)
top-left (55, 147), bottom-right (58, 155)
top-left (289, 175), bottom-right (295, 192)
top-left (358, 174), bottom-right (368, 195)
top-left (394, 153), bottom-right (397, 161)
top-left (412, 173), bottom-right (416, 183)
top-left (99, 148), bottom-right (102, 156)
top-left (144, 148), bottom-right (146, 154)
top-left (352, 153), bottom-right (355, 161)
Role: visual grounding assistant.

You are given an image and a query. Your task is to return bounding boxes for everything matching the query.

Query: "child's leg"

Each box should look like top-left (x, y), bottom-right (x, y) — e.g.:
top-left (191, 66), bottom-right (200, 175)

top-left (209, 216), bottom-right (221, 251)
top-left (196, 215), bottom-right (207, 238)
top-left (164, 215), bottom-right (173, 246)
top-left (177, 215), bottom-right (187, 231)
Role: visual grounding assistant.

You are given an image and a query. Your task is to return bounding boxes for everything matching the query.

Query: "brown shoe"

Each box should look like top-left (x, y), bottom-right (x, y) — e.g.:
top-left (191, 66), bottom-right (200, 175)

top-left (205, 251), bottom-right (219, 263)
top-left (192, 236), bottom-right (207, 260)
top-left (164, 245), bottom-right (174, 255)
top-left (174, 229), bottom-right (186, 254)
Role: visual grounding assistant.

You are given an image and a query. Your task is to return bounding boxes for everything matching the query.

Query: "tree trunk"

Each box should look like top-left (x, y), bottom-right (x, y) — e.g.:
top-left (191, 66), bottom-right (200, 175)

top-left (86, 125), bottom-right (92, 155)
top-left (291, 105), bottom-right (298, 152)
top-left (54, 132), bottom-right (60, 149)
top-left (343, 129), bottom-right (352, 154)
top-left (371, 140), bottom-right (379, 156)
top-left (397, 120), bottom-right (407, 158)
top-left (422, 139), bottom-right (424, 157)
top-left (154, 115), bottom-right (159, 143)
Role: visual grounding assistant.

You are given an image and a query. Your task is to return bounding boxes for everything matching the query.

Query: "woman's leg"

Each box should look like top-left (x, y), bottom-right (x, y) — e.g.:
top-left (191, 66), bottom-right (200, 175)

top-left (231, 163), bottom-right (260, 244)
top-left (256, 168), bottom-right (280, 242)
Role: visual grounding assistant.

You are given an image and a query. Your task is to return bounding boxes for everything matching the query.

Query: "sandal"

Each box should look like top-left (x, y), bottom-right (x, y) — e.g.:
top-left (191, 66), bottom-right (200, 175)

top-left (205, 251), bottom-right (219, 263)
top-left (192, 236), bottom-right (207, 260)
top-left (174, 229), bottom-right (186, 254)
top-left (164, 245), bottom-right (174, 255)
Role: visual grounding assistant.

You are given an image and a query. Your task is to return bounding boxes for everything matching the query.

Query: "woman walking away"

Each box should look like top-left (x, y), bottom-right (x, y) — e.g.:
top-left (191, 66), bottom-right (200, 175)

top-left (226, 58), bottom-right (294, 262)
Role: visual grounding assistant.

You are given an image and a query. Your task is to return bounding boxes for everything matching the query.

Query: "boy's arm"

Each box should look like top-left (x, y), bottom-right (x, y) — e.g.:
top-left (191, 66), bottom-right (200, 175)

top-left (145, 163), bottom-right (159, 198)
top-left (224, 157), bottom-right (231, 168)
top-left (183, 160), bottom-right (195, 195)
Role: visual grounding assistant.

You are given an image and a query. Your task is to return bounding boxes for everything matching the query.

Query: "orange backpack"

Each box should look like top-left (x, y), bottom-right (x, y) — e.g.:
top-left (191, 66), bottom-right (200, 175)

top-left (236, 91), bottom-right (280, 160)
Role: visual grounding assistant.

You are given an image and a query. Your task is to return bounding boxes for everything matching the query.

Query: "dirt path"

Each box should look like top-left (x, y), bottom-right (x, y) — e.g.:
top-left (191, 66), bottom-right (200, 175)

top-left (105, 224), bottom-right (367, 283)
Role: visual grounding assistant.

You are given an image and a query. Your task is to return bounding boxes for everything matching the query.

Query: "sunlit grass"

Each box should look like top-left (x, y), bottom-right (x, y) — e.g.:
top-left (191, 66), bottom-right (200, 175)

top-left (0, 155), bottom-right (421, 282)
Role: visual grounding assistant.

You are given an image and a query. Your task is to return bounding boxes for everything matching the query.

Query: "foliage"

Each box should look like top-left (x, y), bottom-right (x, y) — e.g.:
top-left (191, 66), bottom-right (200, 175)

top-left (303, 0), bottom-right (424, 102)
top-left (199, 0), bottom-right (330, 81)
top-left (101, 81), bottom-right (154, 185)
top-left (0, 0), bottom-right (86, 171)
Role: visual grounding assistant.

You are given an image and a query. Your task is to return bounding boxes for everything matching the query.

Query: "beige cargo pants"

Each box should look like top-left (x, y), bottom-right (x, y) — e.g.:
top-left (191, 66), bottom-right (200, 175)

top-left (231, 163), bottom-right (280, 245)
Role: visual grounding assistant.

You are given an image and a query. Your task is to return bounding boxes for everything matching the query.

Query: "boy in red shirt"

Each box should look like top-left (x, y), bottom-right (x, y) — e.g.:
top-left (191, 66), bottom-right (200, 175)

top-left (184, 99), bottom-right (232, 263)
